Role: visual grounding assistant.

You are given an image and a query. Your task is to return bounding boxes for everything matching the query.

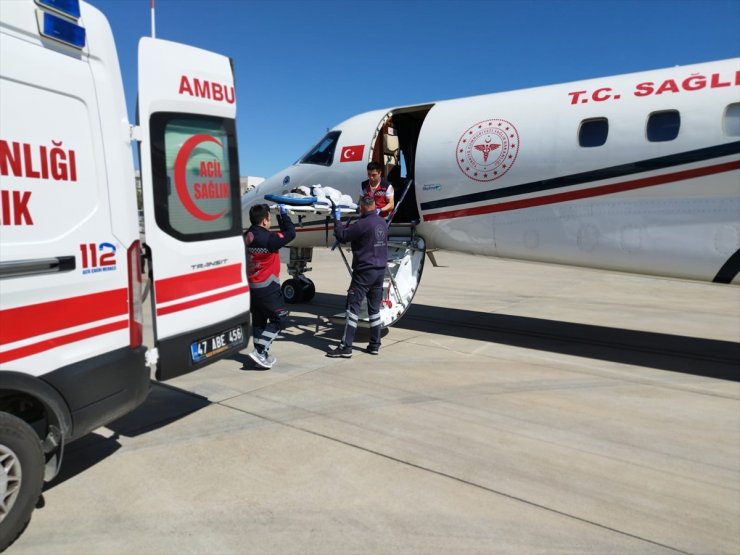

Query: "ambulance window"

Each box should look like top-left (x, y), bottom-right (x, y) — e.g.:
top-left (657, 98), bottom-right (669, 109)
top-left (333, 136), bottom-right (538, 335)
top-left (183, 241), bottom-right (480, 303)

top-left (578, 118), bottom-right (608, 147)
top-left (723, 103), bottom-right (740, 136)
top-left (647, 110), bottom-right (680, 142)
top-left (297, 131), bottom-right (340, 166)
top-left (150, 114), bottom-right (241, 241)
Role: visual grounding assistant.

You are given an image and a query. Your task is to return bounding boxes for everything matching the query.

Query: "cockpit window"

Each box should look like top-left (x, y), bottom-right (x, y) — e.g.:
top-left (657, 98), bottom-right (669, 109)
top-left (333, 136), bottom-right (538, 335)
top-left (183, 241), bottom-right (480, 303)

top-left (296, 131), bottom-right (341, 166)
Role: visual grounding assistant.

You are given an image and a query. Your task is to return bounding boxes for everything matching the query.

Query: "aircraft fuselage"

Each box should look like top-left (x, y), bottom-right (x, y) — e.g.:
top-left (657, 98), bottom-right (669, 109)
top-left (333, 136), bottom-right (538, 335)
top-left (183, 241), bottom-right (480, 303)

top-left (243, 58), bottom-right (740, 284)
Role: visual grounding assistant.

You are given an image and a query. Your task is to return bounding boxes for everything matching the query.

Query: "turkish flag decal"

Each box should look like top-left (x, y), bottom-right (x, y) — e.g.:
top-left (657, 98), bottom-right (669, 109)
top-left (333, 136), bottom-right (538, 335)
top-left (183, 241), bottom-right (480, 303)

top-left (340, 145), bottom-right (365, 162)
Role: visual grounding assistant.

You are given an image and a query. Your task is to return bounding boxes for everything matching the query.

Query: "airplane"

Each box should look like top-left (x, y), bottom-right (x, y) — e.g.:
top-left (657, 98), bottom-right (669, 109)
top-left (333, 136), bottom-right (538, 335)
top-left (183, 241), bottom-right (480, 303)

top-left (241, 57), bottom-right (740, 328)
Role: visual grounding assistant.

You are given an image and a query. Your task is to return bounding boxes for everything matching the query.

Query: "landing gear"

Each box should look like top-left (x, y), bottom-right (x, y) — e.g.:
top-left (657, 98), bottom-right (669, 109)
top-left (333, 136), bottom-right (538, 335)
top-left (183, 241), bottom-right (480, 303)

top-left (283, 246), bottom-right (317, 304)
top-left (281, 276), bottom-right (315, 304)
top-left (301, 278), bottom-right (316, 301)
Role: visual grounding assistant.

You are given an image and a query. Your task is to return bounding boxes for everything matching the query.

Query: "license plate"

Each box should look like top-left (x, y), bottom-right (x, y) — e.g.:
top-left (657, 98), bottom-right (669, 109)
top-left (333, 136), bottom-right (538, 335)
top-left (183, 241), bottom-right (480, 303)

top-left (190, 325), bottom-right (245, 363)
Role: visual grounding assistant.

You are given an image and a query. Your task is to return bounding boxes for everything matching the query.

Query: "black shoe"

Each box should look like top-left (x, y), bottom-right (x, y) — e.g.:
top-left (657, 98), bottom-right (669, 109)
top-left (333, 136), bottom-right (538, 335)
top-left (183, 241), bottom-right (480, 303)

top-left (366, 344), bottom-right (379, 355)
top-left (326, 344), bottom-right (352, 358)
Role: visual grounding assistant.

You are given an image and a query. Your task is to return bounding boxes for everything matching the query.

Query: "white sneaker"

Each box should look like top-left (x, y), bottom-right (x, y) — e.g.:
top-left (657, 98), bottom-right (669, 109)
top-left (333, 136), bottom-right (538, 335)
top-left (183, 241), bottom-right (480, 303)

top-left (248, 349), bottom-right (274, 369)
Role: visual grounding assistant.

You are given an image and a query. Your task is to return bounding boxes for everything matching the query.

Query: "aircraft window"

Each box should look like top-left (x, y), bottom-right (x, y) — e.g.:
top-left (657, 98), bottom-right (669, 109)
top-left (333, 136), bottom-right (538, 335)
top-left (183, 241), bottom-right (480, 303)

top-left (297, 130), bottom-right (341, 166)
top-left (578, 118), bottom-right (608, 147)
top-left (647, 110), bottom-right (680, 142)
top-left (723, 103), bottom-right (740, 136)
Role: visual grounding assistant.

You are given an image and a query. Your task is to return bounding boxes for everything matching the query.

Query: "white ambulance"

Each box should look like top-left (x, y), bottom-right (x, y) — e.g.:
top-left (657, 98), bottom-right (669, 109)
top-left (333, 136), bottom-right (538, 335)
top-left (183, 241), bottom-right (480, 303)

top-left (0, 0), bottom-right (250, 548)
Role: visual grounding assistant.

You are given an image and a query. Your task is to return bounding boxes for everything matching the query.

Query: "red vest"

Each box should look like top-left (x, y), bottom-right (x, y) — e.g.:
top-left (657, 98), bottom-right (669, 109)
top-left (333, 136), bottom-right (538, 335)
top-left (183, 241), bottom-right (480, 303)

top-left (245, 227), bottom-right (283, 289)
top-left (362, 179), bottom-right (391, 209)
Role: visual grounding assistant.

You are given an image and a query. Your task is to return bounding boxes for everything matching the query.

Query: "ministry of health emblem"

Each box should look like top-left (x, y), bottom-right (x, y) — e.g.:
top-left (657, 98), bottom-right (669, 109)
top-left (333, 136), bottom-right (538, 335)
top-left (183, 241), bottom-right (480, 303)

top-left (456, 119), bottom-right (520, 182)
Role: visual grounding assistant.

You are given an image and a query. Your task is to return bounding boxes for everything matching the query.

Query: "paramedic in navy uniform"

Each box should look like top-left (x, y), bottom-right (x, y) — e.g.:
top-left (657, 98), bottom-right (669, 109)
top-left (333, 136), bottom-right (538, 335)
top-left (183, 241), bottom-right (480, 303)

top-left (244, 203), bottom-right (295, 369)
top-left (327, 195), bottom-right (388, 358)
top-left (360, 161), bottom-right (394, 217)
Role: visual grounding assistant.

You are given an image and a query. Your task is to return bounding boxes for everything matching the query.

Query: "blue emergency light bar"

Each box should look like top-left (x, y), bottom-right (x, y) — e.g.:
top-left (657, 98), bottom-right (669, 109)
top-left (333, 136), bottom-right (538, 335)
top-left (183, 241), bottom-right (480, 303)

top-left (36, 0), bottom-right (81, 19)
top-left (40, 11), bottom-right (86, 49)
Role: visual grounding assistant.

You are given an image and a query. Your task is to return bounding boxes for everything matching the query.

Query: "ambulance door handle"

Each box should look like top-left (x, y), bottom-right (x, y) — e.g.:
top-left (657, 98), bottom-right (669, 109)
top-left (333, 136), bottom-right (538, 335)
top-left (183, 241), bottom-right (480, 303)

top-left (0, 256), bottom-right (76, 279)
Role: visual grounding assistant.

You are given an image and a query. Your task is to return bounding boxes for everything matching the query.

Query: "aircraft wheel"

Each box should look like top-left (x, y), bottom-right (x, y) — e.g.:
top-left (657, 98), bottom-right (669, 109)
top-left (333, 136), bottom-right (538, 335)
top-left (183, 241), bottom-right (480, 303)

top-left (281, 279), bottom-right (303, 304)
top-left (0, 413), bottom-right (45, 552)
top-left (299, 278), bottom-right (316, 302)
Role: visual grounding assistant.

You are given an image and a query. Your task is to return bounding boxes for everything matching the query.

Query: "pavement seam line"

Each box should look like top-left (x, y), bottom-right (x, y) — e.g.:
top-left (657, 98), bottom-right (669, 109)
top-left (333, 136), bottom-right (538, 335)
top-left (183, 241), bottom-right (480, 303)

top-left (224, 403), bottom-right (693, 555)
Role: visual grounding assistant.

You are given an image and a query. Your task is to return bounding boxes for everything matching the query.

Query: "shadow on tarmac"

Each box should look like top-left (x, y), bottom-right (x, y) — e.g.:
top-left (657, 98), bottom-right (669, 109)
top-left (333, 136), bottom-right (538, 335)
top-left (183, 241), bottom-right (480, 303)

top-left (41, 288), bottom-right (737, 501)
top-left (44, 383), bottom-right (210, 491)
top-left (43, 289), bottom-right (738, 493)
top-left (230, 311), bottom-right (391, 368)
top-left (43, 310), bottom-right (348, 492)
top-left (309, 292), bottom-right (740, 382)
top-left (42, 430), bottom-right (123, 493)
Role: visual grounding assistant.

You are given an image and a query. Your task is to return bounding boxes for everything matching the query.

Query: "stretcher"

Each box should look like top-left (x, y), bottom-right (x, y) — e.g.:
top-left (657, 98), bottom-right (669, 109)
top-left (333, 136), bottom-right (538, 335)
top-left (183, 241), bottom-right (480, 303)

top-left (260, 189), bottom-right (425, 330)
top-left (264, 190), bottom-right (358, 216)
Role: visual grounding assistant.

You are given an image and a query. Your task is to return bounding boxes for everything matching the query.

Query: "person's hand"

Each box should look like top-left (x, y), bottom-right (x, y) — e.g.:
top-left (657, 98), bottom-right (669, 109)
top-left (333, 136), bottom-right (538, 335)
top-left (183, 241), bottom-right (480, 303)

top-left (334, 208), bottom-right (342, 221)
top-left (278, 204), bottom-right (287, 216)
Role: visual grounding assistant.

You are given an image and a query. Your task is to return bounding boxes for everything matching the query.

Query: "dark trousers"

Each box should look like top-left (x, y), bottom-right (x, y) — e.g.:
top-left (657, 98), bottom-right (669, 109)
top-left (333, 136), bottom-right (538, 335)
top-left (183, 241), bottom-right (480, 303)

top-left (341, 268), bottom-right (385, 348)
top-left (251, 286), bottom-right (289, 353)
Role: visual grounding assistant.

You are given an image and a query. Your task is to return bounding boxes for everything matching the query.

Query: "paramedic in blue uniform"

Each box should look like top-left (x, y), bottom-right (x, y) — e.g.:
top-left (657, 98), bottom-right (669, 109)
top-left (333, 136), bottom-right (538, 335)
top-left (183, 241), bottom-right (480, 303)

top-left (360, 161), bottom-right (394, 218)
top-left (244, 203), bottom-right (295, 369)
top-left (327, 195), bottom-right (388, 358)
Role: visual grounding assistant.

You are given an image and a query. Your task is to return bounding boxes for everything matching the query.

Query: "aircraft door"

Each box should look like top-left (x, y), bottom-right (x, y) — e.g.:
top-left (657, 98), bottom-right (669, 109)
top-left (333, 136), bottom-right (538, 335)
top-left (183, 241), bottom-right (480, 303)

top-left (376, 107), bottom-right (433, 325)
top-left (138, 37), bottom-right (249, 380)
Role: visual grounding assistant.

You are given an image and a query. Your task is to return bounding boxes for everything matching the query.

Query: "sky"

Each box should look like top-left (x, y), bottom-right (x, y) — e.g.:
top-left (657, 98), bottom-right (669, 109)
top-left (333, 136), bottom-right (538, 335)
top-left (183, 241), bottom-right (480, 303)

top-left (89, 0), bottom-right (740, 179)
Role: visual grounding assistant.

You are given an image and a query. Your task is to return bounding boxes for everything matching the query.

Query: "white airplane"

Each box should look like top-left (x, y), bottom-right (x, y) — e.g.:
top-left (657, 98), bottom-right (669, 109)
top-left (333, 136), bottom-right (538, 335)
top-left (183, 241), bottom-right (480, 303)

top-left (242, 58), bottom-right (740, 327)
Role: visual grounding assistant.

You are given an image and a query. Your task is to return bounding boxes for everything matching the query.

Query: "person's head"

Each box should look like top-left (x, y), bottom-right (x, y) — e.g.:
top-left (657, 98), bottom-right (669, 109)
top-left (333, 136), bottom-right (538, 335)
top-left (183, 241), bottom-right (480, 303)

top-left (359, 194), bottom-right (376, 215)
top-left (366, 161), bottom-right (383, 186)
top-left (249, 204), bottom-right (271, 227)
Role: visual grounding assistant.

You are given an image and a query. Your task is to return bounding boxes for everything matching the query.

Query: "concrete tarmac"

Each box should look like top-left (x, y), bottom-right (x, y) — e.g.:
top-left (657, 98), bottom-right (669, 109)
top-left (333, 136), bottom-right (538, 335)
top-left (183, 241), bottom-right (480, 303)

top-left (8, 249), bottom-right (740, 555)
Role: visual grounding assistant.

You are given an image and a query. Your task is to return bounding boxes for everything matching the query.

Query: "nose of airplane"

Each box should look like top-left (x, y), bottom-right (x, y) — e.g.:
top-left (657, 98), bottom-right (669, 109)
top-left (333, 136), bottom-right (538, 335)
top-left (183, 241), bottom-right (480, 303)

top-left (240, 171), bottom-right (290, 225)
top-left (240, 185), bottom-right (261, 209)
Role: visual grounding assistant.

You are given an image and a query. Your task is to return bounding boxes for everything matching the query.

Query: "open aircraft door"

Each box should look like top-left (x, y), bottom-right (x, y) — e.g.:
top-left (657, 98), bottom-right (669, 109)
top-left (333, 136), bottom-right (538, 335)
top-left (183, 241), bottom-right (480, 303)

top-left (137, 37), bottom-right (249, 380)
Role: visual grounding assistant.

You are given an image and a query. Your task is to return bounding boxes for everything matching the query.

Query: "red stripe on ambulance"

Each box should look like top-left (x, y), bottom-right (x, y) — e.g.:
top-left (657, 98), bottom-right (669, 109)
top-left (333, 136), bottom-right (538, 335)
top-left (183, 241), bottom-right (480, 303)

top-left (0, 288), bottom-right (128, 346)
top-left (0, 320), bottom-right (128, 364)
top-left (154, 263), bottom-right (244, 304)
top-left (156, 285), bottom-right (250, 316)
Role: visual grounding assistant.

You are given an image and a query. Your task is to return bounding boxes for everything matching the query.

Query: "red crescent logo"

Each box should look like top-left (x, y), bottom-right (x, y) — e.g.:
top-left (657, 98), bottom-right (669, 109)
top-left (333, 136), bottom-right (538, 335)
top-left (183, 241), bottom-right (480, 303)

top-left (174, 134), bottom-right (227, 221)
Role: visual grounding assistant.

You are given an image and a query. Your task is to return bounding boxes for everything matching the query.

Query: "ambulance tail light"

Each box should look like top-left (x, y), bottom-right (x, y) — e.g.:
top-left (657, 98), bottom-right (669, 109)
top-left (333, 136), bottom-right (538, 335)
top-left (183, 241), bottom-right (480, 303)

top-left (127, 241), bottom-right (143, 348)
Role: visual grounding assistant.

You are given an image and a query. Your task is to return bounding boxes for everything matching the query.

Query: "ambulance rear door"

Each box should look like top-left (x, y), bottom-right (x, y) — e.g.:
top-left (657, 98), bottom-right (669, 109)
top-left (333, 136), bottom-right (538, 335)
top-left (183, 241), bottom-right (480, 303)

top-left (138, 37), bottom-right (249, 380)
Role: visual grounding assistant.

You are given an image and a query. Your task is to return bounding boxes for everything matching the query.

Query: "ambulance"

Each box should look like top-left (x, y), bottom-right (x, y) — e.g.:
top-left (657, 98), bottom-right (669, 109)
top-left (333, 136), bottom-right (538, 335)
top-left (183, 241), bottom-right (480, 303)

top-left (0, 0), bottom-right (250, 548)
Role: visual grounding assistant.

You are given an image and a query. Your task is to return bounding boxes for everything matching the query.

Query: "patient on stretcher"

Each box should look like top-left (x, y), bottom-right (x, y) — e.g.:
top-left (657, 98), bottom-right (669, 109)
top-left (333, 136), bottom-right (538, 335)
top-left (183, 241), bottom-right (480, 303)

top-left (264, 184), bottom-right (357, 213)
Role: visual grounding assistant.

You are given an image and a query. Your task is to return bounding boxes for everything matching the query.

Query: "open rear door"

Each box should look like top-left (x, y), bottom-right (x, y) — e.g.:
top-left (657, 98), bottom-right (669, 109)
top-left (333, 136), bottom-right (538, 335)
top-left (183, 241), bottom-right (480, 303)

top-left (138, 37), bottom-right (249, 380)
